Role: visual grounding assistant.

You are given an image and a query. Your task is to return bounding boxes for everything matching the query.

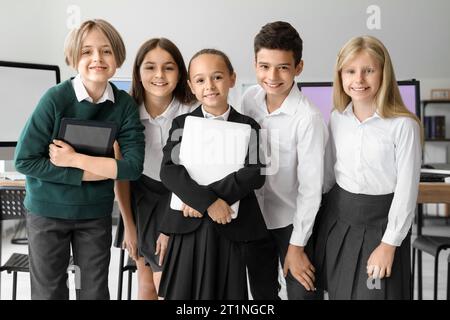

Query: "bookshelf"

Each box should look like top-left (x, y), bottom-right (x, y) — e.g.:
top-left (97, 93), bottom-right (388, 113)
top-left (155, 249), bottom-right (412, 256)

top-left (422, 100), bottom-right (450, 141)
top-left (421, 99), bottom-right (450, 218)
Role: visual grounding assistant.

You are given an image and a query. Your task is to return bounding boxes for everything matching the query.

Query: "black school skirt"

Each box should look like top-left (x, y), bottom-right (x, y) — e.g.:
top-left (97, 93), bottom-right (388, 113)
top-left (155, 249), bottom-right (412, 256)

top-left (158, 218), bottom-right (248, 300)
top-left (314, 184), bottom-right (411, 300)
top-left (130, 175), bottom-right (171, 272)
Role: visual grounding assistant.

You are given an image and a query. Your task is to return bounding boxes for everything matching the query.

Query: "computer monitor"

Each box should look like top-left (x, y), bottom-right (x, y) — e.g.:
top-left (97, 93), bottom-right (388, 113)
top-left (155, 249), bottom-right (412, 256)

top-left (298, 80), bottom-right (420, 123)
top-left (0, 61), bottom-right (60, 160)
top-left (111, 78), bottom-right (132, 92)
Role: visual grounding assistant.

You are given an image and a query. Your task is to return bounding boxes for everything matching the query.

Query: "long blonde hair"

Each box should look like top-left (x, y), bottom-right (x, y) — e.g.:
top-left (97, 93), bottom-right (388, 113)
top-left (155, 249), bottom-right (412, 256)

top-left (333, 36), bottom-right (421, 128)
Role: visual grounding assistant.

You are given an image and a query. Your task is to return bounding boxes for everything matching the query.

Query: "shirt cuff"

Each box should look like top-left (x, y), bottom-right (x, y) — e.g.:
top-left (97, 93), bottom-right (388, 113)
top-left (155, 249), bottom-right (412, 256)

top-left (381, 229), bottom-right (405, 247)
top-left (289, 229), bottom-right (309, 247)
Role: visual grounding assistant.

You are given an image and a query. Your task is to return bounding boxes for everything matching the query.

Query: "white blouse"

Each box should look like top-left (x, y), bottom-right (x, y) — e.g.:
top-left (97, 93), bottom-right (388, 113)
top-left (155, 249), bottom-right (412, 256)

top-left (324, 103), bottom-right (422, 246)
top-left (140, 98), bottom-right (196, 181)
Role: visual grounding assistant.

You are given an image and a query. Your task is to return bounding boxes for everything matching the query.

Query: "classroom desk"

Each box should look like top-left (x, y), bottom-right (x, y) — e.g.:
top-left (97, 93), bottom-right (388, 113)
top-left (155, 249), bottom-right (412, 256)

top-left (417, 182), bottom-right (450, 235)
top-left (416, 182), bottom-right (450, 300)
top-left (0, 180), bottom-right (25, 187)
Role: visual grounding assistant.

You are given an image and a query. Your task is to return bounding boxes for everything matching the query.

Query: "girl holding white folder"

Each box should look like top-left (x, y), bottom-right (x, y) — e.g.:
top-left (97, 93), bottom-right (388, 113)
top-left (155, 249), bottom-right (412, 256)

top-left (158, 49), bottom-right (268, 299)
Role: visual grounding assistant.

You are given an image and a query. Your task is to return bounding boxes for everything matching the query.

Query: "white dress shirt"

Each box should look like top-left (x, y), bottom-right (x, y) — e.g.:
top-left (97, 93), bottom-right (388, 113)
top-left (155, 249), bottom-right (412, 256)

top-left (241, 84), bottom-right (328, 246)
top-left (324, 103), bottom-right (422, 246)
top-left (71, 74), bottom-right (115, 104)
top-left (140, 98), bottom-right (195, 181)
top-left (201, 105), bottom-right (231, 121)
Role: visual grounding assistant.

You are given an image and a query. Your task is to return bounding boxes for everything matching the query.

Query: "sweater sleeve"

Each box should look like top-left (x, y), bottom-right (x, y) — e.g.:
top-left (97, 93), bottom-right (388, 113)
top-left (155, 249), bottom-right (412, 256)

top-left (14, 90), bottom-right (84, 186)
top-left (115, 101), bottom-right (145, 181)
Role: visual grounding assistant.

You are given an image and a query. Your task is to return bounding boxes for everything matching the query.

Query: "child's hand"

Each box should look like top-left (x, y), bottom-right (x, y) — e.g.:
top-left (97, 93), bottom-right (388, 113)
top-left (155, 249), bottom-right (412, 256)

top-left (155, 233), bottom-right (169, 266)
top-left (367, 242), bottom-right (396, 279)
top-left (49, 139), bottom-right (77, 167)
top-left (283, 244), bottom-right (316, 291)
top-left (207, 198), bottom-right (233, 224)
top-left (181, 203), bottom-right (203, 218)
top-left (123, 223), bottom-right (138, 261)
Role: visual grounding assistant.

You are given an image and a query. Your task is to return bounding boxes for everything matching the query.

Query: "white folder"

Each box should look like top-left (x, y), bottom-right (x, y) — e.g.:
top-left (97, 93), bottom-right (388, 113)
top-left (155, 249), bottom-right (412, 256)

top-left (170, 116), bottom-right (252, 219)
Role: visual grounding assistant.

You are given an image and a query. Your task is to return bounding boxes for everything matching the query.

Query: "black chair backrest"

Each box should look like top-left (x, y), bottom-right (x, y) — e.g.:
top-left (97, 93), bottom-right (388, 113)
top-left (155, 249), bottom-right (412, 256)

top-left (0, 186), bottom-right (27, 221)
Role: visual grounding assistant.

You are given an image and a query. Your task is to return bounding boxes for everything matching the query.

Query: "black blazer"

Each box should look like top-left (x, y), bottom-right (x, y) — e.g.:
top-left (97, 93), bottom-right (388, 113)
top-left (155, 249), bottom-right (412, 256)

top-left (159, 106), bottom-right (268, 242)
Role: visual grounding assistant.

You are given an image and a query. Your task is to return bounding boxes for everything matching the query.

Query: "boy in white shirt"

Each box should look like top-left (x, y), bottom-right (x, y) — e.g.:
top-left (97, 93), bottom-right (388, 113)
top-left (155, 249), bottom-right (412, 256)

top-left (241, 21), bottom-right (327, 300)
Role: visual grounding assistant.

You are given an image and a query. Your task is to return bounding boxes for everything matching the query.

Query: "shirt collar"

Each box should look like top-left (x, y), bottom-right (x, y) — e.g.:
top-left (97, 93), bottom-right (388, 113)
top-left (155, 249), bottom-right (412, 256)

top-left (343, 102), bottom-right (382, 121)
top-left (72, 74), bottom-right (115, 104)
top-left (201, 105), bottom-right (231, 121)
top-left (139, 97), bottom-right (180, 121)
top-left (254, 82), bottom-right (300, 116)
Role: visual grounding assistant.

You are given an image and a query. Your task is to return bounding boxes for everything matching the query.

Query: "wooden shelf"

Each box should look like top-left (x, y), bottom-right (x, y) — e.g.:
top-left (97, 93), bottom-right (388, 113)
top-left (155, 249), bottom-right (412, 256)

top-left (418, 183), bottom-right (450, 204)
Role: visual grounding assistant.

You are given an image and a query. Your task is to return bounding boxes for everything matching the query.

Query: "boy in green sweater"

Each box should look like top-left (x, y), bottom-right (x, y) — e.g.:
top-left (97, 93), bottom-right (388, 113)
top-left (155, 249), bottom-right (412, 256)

top-left (14, 19), bottom-right (144, 300)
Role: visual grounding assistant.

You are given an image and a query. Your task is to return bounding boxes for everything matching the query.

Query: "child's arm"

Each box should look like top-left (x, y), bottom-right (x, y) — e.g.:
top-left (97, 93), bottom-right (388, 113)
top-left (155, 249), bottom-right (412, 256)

top-left (367, 118), bottom-right (421, 279)
top-left (291, 114), bottom-right (327, 247)
top-left (113, 143), bottom-right (138, 261)
top-left (160, 116), bottom-right (218, 213)
top-left (49, 105), bottom-right (145, 180)
top-left (15, 94), bottom-right (84, 186)
top-left (82, 171), bottom-right (108, 181)
top-left (207, 119), bottom-right (265, 204)
top-left (283, 113), bottom-right (328, 291)
top-left (49, 139), bottom-right (118, 178)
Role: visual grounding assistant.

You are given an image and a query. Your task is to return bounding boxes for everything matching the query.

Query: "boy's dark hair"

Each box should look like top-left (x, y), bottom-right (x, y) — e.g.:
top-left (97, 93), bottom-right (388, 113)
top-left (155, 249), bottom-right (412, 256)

top-left (254, 21), bottom-right (303, 65)
top-left (188, 48), bottom-right (234, 77)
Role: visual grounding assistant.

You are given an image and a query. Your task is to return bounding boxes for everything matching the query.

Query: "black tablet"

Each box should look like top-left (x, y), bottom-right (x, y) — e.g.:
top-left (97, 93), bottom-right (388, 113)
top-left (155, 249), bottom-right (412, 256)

top-left (58, 118), bottom-right (118, 157)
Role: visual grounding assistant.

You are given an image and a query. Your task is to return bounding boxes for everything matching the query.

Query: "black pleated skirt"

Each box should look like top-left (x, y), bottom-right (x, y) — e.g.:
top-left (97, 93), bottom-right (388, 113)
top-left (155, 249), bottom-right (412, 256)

top-left (314, 184), bottom-right (411, 300)
top-left (130, 175), bottom-right (171, 272)
top-left (158, 218), bottom-right (248, 300)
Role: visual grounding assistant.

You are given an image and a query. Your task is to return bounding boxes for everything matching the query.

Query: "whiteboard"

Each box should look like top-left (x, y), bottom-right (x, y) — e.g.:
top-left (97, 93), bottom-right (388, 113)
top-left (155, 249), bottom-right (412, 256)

top-left (0, 61), bottom-right (59, 145)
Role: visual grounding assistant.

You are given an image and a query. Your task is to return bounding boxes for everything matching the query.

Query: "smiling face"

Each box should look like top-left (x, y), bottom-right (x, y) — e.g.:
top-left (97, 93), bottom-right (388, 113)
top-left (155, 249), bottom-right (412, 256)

top-left (255, 48), bottom-right (303, 101)
top-left (139, 46), bottom-right (179, 100)
top-left (340, 50), bottom-right (382, 107)
top-left (188, 53), bottom-right (236, 115)
top-left (77, 27), bottom-right (117, 87)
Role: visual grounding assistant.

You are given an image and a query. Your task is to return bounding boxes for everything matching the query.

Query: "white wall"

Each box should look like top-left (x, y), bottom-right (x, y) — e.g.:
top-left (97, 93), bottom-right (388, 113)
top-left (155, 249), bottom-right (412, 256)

top-left (1, 0), bottom-right (450, 102)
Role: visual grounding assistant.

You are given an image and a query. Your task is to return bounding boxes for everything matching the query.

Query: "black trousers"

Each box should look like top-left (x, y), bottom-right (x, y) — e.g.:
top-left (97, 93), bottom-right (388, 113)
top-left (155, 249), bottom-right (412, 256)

top-left (241, 236), bottom-right (279, 299)
top-left (243, 224), bottom-right (324, 300)
top-left (27, 213), bottom-right (112, 300)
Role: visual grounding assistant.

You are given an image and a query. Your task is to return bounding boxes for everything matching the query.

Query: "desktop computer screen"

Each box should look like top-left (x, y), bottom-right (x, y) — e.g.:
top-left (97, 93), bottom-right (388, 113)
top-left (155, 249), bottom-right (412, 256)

top-left (111, 78), bottom-right (132, 92)
top-left (0, 61), bottom-right (60, 160)
top-left (298, 80), bottom-right (420, 123)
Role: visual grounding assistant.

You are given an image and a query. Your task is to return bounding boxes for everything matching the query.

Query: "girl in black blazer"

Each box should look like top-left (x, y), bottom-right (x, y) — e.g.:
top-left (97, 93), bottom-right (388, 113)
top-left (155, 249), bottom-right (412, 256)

top-left (158, 49), bottom-right (268, 299)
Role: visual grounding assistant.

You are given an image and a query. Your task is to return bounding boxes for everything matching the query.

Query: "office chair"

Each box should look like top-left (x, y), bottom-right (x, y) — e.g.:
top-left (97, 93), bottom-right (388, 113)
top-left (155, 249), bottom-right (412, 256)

top-left (113, 214), bottom-right (137, 300)
top-left (412, 235), bottom-right (450, 300)
top-left (0, 186), bottom-right (28, 299)
top-left (0, 186), bottom-right (74, 300)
